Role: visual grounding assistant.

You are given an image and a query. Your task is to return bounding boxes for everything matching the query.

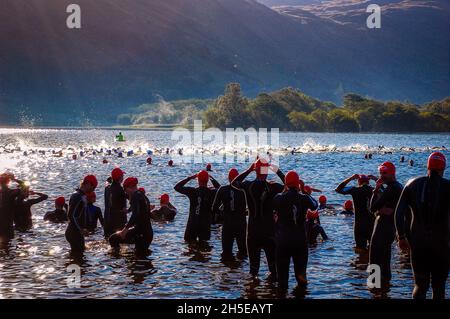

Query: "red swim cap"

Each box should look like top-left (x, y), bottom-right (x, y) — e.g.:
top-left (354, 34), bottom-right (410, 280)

top-left (378, 162), bottom-right (396, 176)
top-left (83, 175), bottom-right (98, 189)
top-left (86, 192), bottom-right (97, 203)
top-left (111, 168), bottom-right (124, 181)
top-left (319, 195), bottom-right (327, 204)
top-left (197, 170), bottom-right (209, 185)
top-left (344, 200), bottom-right (353, 211)
top-left (139, 187), bottom-right (146, 194)
top-left (206, 163), bottom-right (212, 171)
top-left (254, 158), bottom-right (269, 175)
top-left (55, 196), bottom-right (66, 207)
top-left (123, 177), bottom-right (138, 189)
top-left (303, 185), bottom-right (312, 195)
top-left (228, 168), bottom-right (239, 183)
top-left (285, 171), bottom-right (300, 189)
top-left (358, 174), bottom-right (369, 184)
top-left (427, 152), bottom-right (446, 171)
top-left (159, 193), bottom-right (170, 204)
top-left (146, 157), bottom-right (152, 165)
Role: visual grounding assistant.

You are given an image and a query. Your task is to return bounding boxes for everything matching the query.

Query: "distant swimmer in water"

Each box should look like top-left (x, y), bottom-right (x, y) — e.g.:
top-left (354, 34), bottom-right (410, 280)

top-left (146, 157), bottom-right (152, 165)
top-left (409, 159), bottom-right (414, 166)
top-left (14, 181), bottom-right (48, 232)
top-left (340, 200), bottom-right (354, 216)
top-left (335, 174), bottom-right (376, 250)
top-left (231, 159), bottom-right (285, 280)
top-left (115, 132), bottom-right (125, 142)
top-left (395, 152), bottom-right (449, 299)
top-left (44, 197), bottom-right (68, 223)
top-left (150, 193), bottom-right (178, 222)
top-left (109, 177), bottom-right (154, 255)
top-left (369, 162), bottom-right (403, 286)
top-left (212, 168), bottom-right (248, 261)
top-left (104, 168), bottom-right (128, 238)
top-left (400, 156), bottom-right (405, 163)
top-left (273, 171), bottom-right (318, 291)
top-left (318, 195), bottom-right (333, 211)
top-left (175, 170), bottom-right (221, 242)
top-left (0, 173), bottom-right (21, 242)
top-left (65, 175), bottom-right (98, 253)
top-left (206, 163), bottom-right (212, 172)
top-left (84, 192), bottom-right (104, 232)
top-left (168, 160), bottom-right (174, 167)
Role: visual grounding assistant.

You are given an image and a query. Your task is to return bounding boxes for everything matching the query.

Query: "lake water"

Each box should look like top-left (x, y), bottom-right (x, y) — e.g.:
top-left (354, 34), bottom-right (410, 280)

top-left (0, 129), bottom-right (448, 299)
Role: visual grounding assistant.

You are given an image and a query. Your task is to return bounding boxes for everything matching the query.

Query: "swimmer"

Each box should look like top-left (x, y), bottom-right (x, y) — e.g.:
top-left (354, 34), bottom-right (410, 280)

top-left (44, 197), bottom-right (68, 223)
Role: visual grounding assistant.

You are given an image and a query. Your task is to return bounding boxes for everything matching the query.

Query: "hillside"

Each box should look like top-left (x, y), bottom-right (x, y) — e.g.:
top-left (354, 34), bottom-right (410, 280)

top-left (1, 0), bottom-right (449, 125)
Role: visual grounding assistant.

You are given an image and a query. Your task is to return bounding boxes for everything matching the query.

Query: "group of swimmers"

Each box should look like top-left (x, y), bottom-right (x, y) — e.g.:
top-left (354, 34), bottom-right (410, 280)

top-left (0, 151), bottom-right (448, 299)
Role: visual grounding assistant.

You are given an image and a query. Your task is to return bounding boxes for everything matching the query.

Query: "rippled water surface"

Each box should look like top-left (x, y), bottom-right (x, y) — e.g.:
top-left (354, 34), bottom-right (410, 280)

top-left (0, 129), bottom-right (448, 299)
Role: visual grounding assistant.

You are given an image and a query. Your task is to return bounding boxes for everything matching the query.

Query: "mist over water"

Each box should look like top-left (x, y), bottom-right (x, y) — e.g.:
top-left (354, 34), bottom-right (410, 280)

top-left (0, 129), bottom-right (448, 299)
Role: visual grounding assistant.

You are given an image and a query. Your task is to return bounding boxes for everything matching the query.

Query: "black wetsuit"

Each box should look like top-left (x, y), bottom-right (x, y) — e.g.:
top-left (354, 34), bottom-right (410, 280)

top-left (104, 181), bottom-right (128, 237)
top-left (14, 193), bottom-right (48, 231)
top-left (369, 181), bottom-right (403, 281)
top-left (306, 215), bottom-right (328, 244)
top-left (109, 191), bottom-right (154, 252)
top-left (84, 204), bottom-right (104, 231)
top-left (273, 189), bottom-right (318, 289)
top-left (65, 190), bottom-right (87, 252)
top-left (174, 177), bottom-right (220, 241)
top-left (337, 185), bottom-right (375, 249)
top-left (212, 184), bottom-right (248, 260)
top-left (395, 173), bottom-right (450, 299)
top-left (150, 206), bottom-right (177, 222)
top-left (232, 170), bottom-right (285, 277)
top-left (0, 188), bottom-right (20, 241)
top-left (44, 208), bottom-right (68, 223)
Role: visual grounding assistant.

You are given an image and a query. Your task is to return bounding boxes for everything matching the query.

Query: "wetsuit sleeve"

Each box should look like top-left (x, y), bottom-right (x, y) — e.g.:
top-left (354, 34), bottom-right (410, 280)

top-left (370, 186), bottom-right (392, 213)
top-left (43, 211), bottom-right (52, 221)
top-left (25, 193), bottom-right (48, 206)
top-left (210, 176), bottom-right (221, 189)
top-left (126, 196), bottom-right (139, 228)
top-left (276, 169), bottom-right (285, 184)
top-left (174, 177), bottom-right (196, 196)
top-left (337, 186), bottom-right (354, 196)
top-left (305, 194), bottom-right (319, 211)
top-left (395, 184), bottom-right (412, 239)
top-left (231, 168), bottom-right (253, 190)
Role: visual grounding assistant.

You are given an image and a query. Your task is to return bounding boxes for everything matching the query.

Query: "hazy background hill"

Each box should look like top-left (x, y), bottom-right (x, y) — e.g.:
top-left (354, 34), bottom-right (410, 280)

top-left (1, 0), bottom-right (449, 125)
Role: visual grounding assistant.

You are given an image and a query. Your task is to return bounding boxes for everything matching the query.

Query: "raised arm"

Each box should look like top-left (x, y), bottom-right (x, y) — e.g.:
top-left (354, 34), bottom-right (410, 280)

top-left (336, 174), bottom-right (359, 194)
top-left (209, 176), bottom-right (221, 189)
top-left (231, 164), bottom-right (254, 190)
top-left (174, 175), bottom-right (197, 194)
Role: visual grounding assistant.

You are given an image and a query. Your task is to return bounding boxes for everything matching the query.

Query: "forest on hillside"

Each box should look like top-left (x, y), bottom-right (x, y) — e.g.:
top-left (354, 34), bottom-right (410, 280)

top-left (119, 83), bottom-right (450, 132)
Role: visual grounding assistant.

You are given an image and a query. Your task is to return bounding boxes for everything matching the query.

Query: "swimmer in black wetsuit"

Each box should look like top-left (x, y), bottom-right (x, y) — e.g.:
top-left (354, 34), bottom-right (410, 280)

top-left (14, 182), bottom-right (48, 231)
top-left (0, 173), bottom-right (21, 242)
top-left (395, 152), bottom-right (449, 299)
top-left (212, 168), bottom-right (248, 261)
top-left (174, 170), bottom-right (221, 242)
top-left (104, 168), bottom-right (128, 238)
top-left (273, 171), bottom-right (318, 291)
top-left (336, 174), bottom-right (376, 250)
top-left (109, 177), bottom-right (154, 254)
top-left (84, 192), bottom-right (104, 231)
top-left (150, 193), bottom-right (177, 222)
top-left (231, 159), bottom-right (285, 279)
top-left (369, 162), bottom-right (403, 285)
top-left (65, 175), bottom-right (98, 253)
top-left (44, 197), bottom-right (68, 223)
